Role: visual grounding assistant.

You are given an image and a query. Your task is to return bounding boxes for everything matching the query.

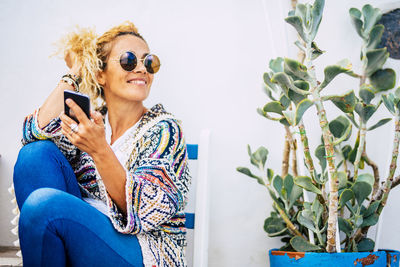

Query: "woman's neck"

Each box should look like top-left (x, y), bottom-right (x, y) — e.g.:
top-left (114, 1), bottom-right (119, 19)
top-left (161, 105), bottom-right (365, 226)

top-left (106, 99), bottom-right (146, 145)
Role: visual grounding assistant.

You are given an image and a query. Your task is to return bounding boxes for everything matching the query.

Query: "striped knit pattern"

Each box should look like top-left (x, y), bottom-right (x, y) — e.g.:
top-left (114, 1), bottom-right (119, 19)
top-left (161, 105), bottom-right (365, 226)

top-left (20, 104), bottom-right (191, 267)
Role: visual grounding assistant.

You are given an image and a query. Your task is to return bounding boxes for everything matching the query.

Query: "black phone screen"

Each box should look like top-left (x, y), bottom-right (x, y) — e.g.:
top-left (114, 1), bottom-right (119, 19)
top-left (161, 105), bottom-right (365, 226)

top-left (64, 90), bottom-right (91, 122)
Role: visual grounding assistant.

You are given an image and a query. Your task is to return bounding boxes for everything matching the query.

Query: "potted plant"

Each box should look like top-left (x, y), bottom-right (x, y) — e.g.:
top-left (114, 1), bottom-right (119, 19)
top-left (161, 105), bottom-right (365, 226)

top-left (237, 0), bottom-right (400, 265)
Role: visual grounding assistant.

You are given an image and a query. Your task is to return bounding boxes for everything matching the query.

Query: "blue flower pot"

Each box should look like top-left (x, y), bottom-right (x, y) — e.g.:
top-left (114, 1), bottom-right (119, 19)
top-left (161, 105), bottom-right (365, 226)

top-left (269, 249), bottom-right (400, 267)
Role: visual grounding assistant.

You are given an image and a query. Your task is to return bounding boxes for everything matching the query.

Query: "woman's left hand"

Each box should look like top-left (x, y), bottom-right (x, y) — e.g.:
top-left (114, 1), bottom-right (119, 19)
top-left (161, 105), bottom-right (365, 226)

top-left (60, 99), bottom-right (108, 156)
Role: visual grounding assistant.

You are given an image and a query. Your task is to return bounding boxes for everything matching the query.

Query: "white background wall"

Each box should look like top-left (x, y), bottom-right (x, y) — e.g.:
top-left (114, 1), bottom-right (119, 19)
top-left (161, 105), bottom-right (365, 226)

top-left (0, 0), bottom-right (399, 266)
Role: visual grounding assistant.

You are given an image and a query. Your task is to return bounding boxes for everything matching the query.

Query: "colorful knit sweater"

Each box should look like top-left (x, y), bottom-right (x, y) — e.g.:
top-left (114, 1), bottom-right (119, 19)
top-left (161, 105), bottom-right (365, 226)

top-left (20, 103), bottom-right (191, 267)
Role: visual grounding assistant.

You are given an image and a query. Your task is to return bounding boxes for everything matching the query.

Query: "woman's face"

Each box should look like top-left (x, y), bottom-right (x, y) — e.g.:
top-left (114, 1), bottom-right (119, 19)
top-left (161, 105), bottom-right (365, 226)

top-left (98, 35), bottom-right (154, 104)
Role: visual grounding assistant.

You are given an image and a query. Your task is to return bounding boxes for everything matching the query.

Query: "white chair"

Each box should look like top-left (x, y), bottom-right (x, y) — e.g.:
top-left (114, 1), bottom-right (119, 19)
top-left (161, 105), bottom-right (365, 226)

top-left (185, 129), bottom-right (211, 267)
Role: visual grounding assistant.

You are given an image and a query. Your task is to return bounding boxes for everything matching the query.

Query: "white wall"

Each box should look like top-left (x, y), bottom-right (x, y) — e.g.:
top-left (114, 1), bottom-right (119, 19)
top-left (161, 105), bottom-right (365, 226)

top-left (0, 0), bottom-right (399, 266)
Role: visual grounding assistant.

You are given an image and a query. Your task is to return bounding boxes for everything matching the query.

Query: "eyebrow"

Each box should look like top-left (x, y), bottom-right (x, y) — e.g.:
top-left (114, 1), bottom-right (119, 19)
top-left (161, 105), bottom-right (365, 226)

top-left (141, 52), bottom-right (149, 59)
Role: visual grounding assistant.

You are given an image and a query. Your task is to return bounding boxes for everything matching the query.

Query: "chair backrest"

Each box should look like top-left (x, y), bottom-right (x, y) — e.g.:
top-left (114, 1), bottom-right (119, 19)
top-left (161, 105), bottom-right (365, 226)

top-left (184, 130), bottom-right (210, 267)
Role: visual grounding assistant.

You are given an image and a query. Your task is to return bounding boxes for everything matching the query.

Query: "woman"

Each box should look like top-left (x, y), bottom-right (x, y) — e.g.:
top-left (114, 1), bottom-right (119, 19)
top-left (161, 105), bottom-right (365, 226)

top-left (13, 21), bottom-right (191, 267)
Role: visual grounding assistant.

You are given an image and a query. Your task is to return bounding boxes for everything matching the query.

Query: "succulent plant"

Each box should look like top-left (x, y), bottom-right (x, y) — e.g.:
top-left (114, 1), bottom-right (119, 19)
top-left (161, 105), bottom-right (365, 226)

top-left (238, 0), bottom-right (399, 253)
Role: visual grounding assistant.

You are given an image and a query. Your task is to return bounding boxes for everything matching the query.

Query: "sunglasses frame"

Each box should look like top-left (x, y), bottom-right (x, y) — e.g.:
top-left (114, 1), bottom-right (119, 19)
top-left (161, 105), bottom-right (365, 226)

top-left (109, 51), bottom-right (161, 74)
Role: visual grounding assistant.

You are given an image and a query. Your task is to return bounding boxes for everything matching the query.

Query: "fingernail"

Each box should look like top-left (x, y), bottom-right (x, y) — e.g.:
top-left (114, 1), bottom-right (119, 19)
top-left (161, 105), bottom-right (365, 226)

top-left (66, 98), bottom-right (72, 105)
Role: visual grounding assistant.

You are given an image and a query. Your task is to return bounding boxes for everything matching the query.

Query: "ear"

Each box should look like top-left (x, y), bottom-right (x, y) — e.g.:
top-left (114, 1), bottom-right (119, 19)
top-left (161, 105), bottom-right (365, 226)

top-left (96, 70), bottom-right (106, 86)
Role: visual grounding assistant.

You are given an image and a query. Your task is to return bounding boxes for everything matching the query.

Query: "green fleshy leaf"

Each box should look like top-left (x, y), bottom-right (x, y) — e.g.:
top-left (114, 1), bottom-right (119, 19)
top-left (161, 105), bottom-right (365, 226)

top-left (236, 167), bottom-right (264, 185)
top-left (367, 118), bottom-right (391, 131)
top-left (286, 174), bottom-right (303, 209)
top-left (268, 187), bottom-right (285, 210)
top-left (367, 24), bottom-right (384, 50)
top-left (357, 238), bottom-right (375, 252)
top-left (289, 80), bottom-right (310, 104)
top-left (311, 197), bottom-right (323, 225)
top-left (253, 146), bottom-right (269, 168)
top-left (267, 168), bottom-right (274, 184)
top-left (297, 211), bottom-right (317, 232)
top-left (320, 59), bottom-right (354, 89)
top-left (290, 236), bottom-right (321, 252)
top-left (263, 101), bottom-right (284, 115)
top-left (310, 0), bottom-right (325, 41)
top-left (284, 58), bottom-right (310, 81)
top-left (352, 181), bottom-right (372, 206)
top-left (280, 95), bottom-right (291, 109)
top-left (338, 217), bottom-right (352, 236)
top-left (295, 99), bottom-right (314, 125)
top-left (354, 102), bottom-right (377, 123)
top-left (370, 68), bottom-right (396, 91)
top-left (279, 117), bottom-right (291, 127)
top-left (294, 176), bottom-right (322, 195)
top-left (262, 85), bottom-right (277, 101)
top-left (311, 41), bottom-right (324, 60)
top-left (362, 4), bottom-right (382, 38)
top-left (264, 216), bottom-right (286, 235)
top-left (329, 90), bottom-right (357, 113)
top-left (269, 57), bottom-right (284, 73)
top-left (382, 94), bottom-right (396, 114)
top-left (285, 16), bottom-right (308, 43)
top-left (365, 48), bottom-right (389, 77)
top-left (349, 8), bottom-right (363, 38)
top-left (338, 171), bottom-right (348, 190)
top-left (342, 145), bottom-right (352, 160)
top-left (360, 213), bottom-right (379, 228)
top-left (282, 110), bottom-right (295, 126)
top-left (283, 174), bottom-right (293, 197)
top-left (271, 72), bottom-right (292, 96)
top-left (273, 175), bottom-right (284, 199)
top-left (356, 173), bottom-right (374, 186)
top-left (359, 86), bottom-right (375, 104)
top-left (339, 189), bottom-right (354, 208)
top-left (329, 116), bottom-right (351, 140)
top-left (263, 72), bottom-right (279, 94)
top-left (395, 88), bottom-right (400, 99)
top-left (315, 144), bottom-right (327, 171)
top-left (363, 200), bottom-right (380, 218)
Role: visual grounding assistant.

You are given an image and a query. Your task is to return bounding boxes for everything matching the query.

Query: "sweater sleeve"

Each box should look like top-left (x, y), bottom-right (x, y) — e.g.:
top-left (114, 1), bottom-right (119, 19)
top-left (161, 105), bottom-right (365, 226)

top-left (105, 119), bottom-right (190, 234)
top-left (22, 109), bottom-right (62, 145)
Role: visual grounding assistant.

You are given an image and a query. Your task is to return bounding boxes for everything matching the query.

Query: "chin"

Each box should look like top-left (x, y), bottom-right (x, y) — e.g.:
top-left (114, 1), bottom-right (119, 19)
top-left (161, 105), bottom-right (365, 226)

top-left (122, 90), bottom-right (149, 102)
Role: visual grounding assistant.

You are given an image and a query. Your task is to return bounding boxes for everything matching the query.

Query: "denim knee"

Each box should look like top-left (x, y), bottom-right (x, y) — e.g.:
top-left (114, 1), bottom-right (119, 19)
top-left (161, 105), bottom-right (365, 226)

top-left (19, 188), bottom-right (63, 231)
top-left (15, 141), bottom-right (59, 167)
top-left (14, 141), bottom-right (59, 182)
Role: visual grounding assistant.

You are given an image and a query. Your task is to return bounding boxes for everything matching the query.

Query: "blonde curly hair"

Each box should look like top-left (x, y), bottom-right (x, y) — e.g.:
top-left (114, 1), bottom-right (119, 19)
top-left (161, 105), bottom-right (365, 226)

top-left (53, 21), bottom-right (145, 110)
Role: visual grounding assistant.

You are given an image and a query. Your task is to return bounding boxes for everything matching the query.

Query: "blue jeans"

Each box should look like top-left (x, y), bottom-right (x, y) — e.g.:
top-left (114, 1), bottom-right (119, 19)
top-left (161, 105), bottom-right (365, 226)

top-left (13, 140), bottom-right (144, 267)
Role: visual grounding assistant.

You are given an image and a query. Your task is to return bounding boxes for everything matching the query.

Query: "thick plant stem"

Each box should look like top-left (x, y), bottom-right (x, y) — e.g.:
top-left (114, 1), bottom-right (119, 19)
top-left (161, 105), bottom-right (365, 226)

top-left (285, 126), bottom-right (298, 177)
top-left (353, 121), bottom-right (366, 181)
top-left (282, 128), bottom-right (291, 177)
top-left (305, 42), bottom-right (339, 253)
top-left (298, 121), bottom-right (315, 180)
top-left (298, 120), bottom-right (328, 210)
top-left (377, 114), bottom-right (400, 214)
top-left (355, 114), bottom-right (400, 243)
top-left (313, 91), bottom-right (339, 252)
top-left (362, 151), bottom-right (380, 196)
top-left (272, 202), bottom-right (304, 238)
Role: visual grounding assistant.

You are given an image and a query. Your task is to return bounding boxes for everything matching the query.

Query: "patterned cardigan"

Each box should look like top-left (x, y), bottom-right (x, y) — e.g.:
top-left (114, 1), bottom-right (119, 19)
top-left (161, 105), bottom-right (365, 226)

top-left (20, 103), bottom-right (191, 267)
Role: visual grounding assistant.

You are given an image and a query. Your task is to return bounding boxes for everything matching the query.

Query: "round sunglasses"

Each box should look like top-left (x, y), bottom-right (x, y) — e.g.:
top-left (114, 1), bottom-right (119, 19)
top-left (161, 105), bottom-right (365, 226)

top-left (111, 51), bottom-right (161, 74)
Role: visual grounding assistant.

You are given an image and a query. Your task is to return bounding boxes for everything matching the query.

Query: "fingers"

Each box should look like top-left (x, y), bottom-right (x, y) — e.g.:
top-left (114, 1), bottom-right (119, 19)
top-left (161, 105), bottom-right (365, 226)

top-left (65, 99), bottom-right (90, 124)
top-left (91, 111), bottom-right (104, 126)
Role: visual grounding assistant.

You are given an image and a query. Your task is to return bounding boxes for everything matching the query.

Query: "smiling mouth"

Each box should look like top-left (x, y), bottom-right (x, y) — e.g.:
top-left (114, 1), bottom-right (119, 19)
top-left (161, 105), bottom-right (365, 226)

top-left (127, 79), bottom-right (147, 85)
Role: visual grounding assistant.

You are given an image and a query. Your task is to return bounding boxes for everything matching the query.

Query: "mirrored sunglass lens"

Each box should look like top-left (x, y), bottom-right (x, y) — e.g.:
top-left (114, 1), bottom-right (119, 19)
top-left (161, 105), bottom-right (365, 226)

top-left (144, 54), bottom-right (161, 74)
top-left (120, 52), bottom-right (137, 71)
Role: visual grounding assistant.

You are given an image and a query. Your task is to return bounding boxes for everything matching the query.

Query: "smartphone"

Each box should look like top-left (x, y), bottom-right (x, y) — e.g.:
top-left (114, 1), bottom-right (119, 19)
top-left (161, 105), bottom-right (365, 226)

top-left (64, 90), bottom-right (90, 123)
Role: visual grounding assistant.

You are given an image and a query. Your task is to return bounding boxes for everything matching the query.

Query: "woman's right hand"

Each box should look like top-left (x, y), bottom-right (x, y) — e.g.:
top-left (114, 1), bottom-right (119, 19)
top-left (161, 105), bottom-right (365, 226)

top-left (64, 50), bottom-right (81, 74)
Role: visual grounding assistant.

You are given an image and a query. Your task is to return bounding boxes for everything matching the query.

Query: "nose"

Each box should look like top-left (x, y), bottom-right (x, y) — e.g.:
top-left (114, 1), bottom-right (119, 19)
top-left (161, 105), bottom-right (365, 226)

top-left (134, 59), bottom-right (147, 73)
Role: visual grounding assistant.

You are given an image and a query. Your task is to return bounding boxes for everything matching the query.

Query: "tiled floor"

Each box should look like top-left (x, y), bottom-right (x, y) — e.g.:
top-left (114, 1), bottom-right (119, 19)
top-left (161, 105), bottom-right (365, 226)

top-left (0, 247), bottom-right (22, 267)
